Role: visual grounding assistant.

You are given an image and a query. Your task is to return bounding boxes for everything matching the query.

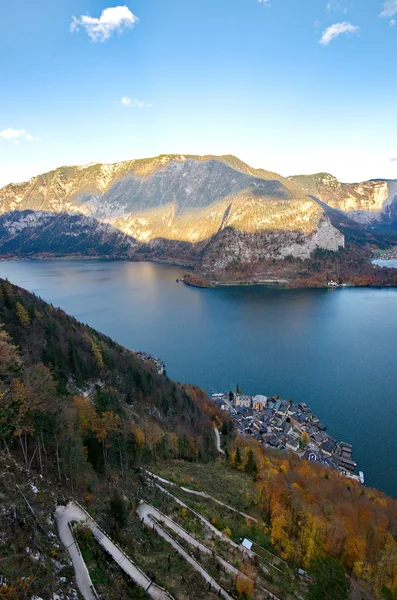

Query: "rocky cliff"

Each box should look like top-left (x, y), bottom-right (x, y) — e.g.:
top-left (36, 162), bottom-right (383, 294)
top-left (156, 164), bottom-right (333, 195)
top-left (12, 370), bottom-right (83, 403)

top-left (289, 172), bottom-right (397, 230)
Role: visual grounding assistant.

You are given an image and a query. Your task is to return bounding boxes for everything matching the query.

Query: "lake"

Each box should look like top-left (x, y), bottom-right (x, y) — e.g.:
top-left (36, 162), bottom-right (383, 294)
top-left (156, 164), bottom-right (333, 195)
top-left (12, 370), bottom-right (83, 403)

top-left (1, 259), bottom-right (396, 497)
top-left (373, 259), bottom-right (397, 268)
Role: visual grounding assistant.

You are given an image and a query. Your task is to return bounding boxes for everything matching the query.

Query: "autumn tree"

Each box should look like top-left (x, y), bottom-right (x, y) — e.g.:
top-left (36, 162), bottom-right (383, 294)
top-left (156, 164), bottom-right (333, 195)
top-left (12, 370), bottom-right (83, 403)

top-left (16, 302), bottom-right (30, 328)
top-left (235, 574), bottom-right (255, 600)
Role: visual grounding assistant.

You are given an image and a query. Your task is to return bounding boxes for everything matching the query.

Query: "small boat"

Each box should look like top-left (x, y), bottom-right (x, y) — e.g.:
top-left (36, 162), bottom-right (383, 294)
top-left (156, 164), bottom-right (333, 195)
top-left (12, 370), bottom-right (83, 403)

top-left (359, 471), bottom-right (365, 484)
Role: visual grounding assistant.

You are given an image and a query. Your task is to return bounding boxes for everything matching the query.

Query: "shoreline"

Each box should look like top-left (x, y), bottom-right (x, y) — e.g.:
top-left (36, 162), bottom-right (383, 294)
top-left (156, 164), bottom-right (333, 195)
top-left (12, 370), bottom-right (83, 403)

top-left (2, 255), bottom-right (397, 290)
top-left (213, 390), bottom-right (363, 483)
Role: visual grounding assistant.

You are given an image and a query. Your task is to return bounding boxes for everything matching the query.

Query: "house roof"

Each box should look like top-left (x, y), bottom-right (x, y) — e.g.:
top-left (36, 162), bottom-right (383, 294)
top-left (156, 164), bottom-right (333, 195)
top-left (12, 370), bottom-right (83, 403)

top-left (321, 439), bottom-right (336, 455)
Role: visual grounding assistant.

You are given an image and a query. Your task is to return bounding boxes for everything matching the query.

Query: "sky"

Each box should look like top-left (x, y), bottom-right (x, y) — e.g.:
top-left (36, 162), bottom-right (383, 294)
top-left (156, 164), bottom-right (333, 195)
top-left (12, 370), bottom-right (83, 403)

top-left (1, 0), bottom-right (397, 187)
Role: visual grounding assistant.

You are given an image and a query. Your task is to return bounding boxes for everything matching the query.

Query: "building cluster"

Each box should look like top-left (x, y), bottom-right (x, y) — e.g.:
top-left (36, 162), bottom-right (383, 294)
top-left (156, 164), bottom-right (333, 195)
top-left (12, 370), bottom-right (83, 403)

top-left (213, 391), bottom-right (361, 480)
top-left (133, 351), bottom-right (165, 375)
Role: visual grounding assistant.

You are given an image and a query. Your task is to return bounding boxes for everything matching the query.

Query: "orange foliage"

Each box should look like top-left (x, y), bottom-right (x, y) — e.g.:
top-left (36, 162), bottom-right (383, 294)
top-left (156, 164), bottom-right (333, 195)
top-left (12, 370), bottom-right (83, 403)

top-left (229, 437), bottom-right (397, 596)
top-left (235, 574), bottom-right (255, 599)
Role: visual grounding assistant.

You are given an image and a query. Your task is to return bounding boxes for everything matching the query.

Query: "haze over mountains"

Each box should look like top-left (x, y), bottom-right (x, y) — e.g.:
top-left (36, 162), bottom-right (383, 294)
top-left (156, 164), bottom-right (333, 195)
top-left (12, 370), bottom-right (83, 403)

top-left (0, 154), bottom-right (396, 284)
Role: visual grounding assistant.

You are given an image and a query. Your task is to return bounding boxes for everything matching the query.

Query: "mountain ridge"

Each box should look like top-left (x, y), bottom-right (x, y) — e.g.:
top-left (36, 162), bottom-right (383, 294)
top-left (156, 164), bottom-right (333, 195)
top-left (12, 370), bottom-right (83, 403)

top-left (288, 172), bottom-right (397, 228)
top-left (2, 154), bottom-right (397, 286)
top-left (0, 154), bottom-right (346, 279)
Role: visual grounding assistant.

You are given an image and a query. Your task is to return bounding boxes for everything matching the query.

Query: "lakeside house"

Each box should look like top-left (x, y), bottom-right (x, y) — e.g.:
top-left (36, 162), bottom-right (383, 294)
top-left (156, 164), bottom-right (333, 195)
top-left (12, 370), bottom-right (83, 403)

top-left (253, 395), bottom-right (267, 411)
top-left (234, 394), bottom-right (253, 408)
top-left (211, 389), bottom-right (361, 480)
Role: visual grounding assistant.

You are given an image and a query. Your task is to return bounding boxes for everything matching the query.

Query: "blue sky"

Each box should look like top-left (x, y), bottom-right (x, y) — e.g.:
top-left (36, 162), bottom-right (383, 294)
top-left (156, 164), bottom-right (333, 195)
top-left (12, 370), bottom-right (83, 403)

top-left (1, 0), bottom-right (396, 186)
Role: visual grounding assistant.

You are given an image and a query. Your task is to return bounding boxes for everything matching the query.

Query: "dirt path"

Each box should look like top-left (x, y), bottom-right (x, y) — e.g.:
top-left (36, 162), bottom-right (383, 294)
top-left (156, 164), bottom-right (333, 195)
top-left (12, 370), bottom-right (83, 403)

top-left (138, 501), bottom-right (234, 600)
top-left (138, 500), bottom-right (282, 600)
top-left (56, 504), bottom-right (98, 600)
top-left (215, 428), bottom-right (225, 454)
top-left (56, 501), bottom-right (173, 600)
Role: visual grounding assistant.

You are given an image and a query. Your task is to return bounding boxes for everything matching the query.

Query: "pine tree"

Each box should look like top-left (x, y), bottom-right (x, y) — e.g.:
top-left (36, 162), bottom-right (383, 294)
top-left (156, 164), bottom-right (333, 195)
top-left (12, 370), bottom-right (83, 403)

top-left (234, 446), bottom-right (242, 469)
top-left (245, 449), bottom-right (257, 477)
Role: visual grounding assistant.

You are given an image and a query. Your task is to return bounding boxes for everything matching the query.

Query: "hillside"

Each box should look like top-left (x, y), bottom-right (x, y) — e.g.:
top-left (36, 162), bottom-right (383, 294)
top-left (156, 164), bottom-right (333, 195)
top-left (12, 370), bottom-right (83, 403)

top-left (0, 277), bottom-right (220, 476)
top-left (0, 155), bottom-right (345, 274)
top-left (1, 280), bottom-right (397, 599)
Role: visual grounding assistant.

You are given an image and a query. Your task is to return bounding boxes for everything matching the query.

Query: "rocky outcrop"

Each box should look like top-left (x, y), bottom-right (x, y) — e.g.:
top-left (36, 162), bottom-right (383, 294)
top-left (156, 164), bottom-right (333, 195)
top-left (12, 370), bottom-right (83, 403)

top-left (200, 215), bottom-right (344, 275)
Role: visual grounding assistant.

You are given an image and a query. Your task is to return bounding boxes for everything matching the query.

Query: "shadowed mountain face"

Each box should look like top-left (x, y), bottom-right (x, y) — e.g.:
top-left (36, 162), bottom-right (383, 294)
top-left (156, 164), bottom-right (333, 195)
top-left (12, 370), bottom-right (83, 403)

top-left (0, 155), bottom-right (345, 272)
top-left (0, 211), bottom-right (139, 257)
top-left (289, 172), bottom-right (397, 230)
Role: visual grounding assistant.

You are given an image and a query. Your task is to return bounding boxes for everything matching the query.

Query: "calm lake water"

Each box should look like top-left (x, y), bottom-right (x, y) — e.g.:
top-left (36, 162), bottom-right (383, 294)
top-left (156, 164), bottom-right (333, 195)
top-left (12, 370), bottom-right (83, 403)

top-left (373, 259), bottom-right (397, 268)
top-left (1, 259), bottom-right (396, 497)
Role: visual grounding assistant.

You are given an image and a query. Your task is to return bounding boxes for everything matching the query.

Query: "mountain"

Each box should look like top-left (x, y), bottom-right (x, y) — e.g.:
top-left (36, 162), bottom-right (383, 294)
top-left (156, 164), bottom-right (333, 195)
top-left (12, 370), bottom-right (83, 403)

top-left (0, 210), bottom-right (139, 257)
top-left (289, 172), bottom-right (397, 230)
top-left (0, 155), bottom-right (345, 275)
top-left (2, 154), bottom-right (397, 287)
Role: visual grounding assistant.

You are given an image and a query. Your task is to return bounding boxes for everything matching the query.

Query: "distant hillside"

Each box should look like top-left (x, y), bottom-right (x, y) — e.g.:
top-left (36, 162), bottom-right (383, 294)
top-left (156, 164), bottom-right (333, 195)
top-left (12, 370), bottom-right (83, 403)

top-left (3, 154), bottom-right (397, 286)
top-left (0, 155), bottom-right (345, 277)
top-left (289, 172), bottom-right (397, 230)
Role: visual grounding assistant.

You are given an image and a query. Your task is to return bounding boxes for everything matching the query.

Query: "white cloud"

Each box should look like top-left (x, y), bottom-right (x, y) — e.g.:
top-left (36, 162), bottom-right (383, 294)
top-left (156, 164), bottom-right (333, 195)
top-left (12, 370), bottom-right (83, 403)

top-left (121, 97), bottom-right (152, 108)
top-left (0, 128), bottom-right (41, 143)
top-left (390, 18), bottom-right (397, 25)
top-left (319, 22), bottom-right (360, 45)
top-left (70, 6), bottom-right (139, 42)
top-left (380, 0), bottom-right (397, 17)
top-left (257, 0), bottom-right (271, 4)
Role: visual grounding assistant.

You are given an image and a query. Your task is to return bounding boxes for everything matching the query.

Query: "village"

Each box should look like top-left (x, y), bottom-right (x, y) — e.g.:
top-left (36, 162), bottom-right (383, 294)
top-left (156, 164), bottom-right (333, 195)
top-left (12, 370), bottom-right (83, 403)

top-left (133, 350), bottom-right (166, 375)
top-left (212, 389), bottom-right (364, 484)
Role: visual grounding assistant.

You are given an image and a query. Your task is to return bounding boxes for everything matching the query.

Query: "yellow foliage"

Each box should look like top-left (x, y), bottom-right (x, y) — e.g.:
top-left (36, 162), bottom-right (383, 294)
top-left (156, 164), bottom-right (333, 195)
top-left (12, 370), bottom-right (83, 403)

top-left (235, 574), bottom-right (255, 599)
top-left (132, 425), bottom-right (145, 449)
top-left (0, 576), bottom-right (33, 600)
top-left (16, 301), bottom-right (30, 327)
top-left (279, 461), bottom-right (288, 474)
top-left (90, 336), bottom-right (104, 369)
top-left (73, 396), bottom-right (97, 436)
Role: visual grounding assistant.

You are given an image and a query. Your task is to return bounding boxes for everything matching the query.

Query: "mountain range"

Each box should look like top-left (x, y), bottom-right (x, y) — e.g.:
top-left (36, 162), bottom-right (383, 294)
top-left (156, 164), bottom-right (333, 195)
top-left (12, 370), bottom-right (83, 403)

top-left (0, 154), bottom-right (396, 285)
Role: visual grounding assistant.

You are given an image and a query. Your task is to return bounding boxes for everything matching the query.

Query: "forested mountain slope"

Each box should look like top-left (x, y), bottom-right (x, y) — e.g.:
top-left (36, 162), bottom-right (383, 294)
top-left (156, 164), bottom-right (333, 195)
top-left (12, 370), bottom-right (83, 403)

top-left (1, 280), bottom-right (397, 599)
top-left (0, 277), bottom-right (218, 480)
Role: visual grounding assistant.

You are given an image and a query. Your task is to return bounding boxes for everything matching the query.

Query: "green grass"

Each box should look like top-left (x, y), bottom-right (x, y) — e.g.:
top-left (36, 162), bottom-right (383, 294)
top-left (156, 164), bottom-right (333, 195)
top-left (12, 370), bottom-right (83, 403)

top-left (151, 459), bottom-right (259, 511)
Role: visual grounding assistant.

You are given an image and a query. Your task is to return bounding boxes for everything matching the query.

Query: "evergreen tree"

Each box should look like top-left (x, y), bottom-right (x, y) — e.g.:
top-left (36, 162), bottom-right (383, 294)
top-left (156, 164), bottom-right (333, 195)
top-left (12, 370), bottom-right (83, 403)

top-left (245, 449), bottom-right (257, 477)
top-left (308, 557), bottom-right (350, 600)
top-left (234, 446), bottom-right (242, 469)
